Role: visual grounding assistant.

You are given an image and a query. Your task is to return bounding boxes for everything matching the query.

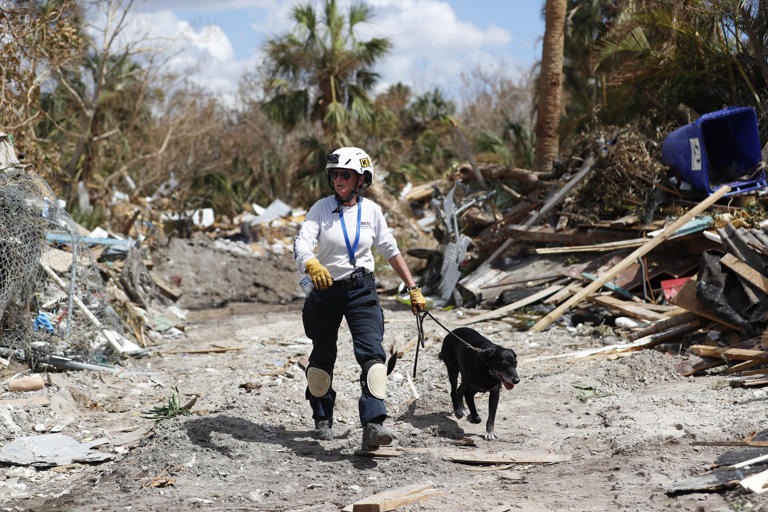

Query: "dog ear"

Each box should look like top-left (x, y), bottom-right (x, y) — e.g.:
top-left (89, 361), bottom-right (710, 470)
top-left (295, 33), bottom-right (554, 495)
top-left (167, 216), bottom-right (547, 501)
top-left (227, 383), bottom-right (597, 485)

top-left (478, 347), bottom-right (496, 364)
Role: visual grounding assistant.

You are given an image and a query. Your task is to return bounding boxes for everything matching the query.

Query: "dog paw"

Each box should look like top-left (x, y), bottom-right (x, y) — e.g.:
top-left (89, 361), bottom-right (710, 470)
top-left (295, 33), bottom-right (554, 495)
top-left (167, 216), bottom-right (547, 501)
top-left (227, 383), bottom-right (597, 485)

top-left (468, 414), bottom-right (482, 424)
top-left (454, 408), bottom-right (465, 419)
top-left (483, 431), bottom-right (496, 441)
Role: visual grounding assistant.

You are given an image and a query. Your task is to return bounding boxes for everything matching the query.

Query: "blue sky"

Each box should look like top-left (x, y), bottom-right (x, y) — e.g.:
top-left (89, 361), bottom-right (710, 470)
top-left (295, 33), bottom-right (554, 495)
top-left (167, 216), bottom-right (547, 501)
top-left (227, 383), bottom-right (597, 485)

top-left (128, 0), bottom-right (545, 102)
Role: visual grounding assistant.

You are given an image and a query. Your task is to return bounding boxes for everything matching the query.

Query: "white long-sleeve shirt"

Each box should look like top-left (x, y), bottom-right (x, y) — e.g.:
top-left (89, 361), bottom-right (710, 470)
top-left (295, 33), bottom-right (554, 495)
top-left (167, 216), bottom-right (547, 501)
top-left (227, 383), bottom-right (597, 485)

top-left (293, 195), bottom-right (400, 280)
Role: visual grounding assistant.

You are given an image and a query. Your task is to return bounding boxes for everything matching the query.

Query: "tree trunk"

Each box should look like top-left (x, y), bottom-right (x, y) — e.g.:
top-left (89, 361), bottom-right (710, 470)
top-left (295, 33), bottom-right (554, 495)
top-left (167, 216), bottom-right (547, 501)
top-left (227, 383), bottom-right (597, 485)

top-left (534, 0), bottom-right (567, 172)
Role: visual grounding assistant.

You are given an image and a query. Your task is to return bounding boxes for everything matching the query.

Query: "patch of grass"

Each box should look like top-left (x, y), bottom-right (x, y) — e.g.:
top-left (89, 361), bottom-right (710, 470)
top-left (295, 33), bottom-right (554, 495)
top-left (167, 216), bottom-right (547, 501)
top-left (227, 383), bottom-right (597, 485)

top-left (142, 387), bottom-right (192, 421)
top-left (69, 204), bottom-right (106, 232)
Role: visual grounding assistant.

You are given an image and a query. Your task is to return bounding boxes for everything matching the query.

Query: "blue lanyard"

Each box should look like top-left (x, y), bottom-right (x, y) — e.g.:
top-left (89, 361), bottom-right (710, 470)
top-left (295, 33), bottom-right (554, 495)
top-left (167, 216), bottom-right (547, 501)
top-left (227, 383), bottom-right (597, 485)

top-left (338, 197), bottom-right (362, 266)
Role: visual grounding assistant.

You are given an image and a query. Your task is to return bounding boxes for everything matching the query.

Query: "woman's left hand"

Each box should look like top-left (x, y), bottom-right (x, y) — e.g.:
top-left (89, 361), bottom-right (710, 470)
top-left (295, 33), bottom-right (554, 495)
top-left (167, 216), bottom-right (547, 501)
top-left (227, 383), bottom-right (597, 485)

top-left (408, 287), bottom-right (426, 315)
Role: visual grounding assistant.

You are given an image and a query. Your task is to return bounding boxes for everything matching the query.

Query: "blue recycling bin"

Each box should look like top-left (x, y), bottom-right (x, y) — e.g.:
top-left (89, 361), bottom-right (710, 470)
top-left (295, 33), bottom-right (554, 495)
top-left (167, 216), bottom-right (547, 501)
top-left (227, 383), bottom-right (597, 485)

top-left (662, 106), bottom-right (766, 196)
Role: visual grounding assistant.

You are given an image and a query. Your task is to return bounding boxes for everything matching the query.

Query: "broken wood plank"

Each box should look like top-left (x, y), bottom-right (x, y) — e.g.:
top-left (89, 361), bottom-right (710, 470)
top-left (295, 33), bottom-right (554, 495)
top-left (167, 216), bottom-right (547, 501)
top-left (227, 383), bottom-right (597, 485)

top-left (163, 346), bottom-right (244, 355)
top-left (522, 154), bottom-right (596, 228)
top-left (151, 272), bottom-right (182, 301)
top-left (586, 295), bottom-right (664, 321)
top-left (742, 367), bottom-right (768, 376)
top-left (677, 357), bottom-right (726, 377)
top-left (678, 337), bottom-right (761, 376)
top-left (670, 277), bottom-right (740, 331)
top-left (353, 449), bottom-right (401, 458)
top-left (544, 283), bottom-right (581, 305)
top-left (455, 284), bottom-right (564, 326)
top-left (443, 449), bottom-right (567, 465)
top-left (530, 185), bottom-right (731, 332)
top-left (629, 312), bottom-right (700, 341)
top-left (720, 253), bottom-right (768, 295)
top-left (730, 377), bottom-right (768, 388)
top-left (527, 323), bottom-right (702, 363)
top-left (724, 360), bottom-right (764, 374)
top-left (688, 345), bottom-right (768, 361)
top-left (536, 237), bottom-right (648, 254)
top-left (506, 226), bottom-right (622, 245)
top-left (342, 483), bottom-right (442, 512)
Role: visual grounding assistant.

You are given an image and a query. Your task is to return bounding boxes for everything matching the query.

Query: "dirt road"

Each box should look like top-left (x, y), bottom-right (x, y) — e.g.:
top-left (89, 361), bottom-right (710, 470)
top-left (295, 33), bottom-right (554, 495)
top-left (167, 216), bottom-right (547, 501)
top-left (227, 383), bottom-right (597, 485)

top-left (4, 296), bottom-right (768, 511)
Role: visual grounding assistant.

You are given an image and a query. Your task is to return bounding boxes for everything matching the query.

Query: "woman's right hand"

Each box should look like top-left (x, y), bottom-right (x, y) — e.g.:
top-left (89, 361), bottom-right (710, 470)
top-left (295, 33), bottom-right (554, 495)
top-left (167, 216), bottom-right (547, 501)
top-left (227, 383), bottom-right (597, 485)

top-left (305, 258), bottom-right (333, 290)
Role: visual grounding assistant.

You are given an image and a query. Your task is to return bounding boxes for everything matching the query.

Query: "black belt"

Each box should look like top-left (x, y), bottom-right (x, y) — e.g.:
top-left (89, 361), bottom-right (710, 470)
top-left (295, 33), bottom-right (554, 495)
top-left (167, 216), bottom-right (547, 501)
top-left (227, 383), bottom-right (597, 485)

top-left (333, 271), bottom-right (375, 290)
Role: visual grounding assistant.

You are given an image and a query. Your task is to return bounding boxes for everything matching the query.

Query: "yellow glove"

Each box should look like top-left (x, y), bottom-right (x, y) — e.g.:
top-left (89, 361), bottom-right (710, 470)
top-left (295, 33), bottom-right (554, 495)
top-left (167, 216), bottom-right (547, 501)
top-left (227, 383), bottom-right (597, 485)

top-left (305, 258), bottom-right (333, 290)
top-left (408, 286), bottom-right (426, 315)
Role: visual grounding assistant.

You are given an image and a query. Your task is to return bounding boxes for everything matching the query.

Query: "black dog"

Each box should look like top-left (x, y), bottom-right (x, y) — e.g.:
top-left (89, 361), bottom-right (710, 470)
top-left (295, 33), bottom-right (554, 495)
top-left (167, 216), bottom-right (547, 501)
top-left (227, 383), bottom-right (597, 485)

top-left (439, 327), bottom-right (519, 440)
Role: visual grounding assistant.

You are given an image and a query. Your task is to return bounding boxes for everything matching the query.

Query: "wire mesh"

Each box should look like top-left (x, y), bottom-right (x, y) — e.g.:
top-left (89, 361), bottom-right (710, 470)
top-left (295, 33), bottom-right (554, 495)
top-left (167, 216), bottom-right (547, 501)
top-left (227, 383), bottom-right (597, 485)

top-left (0, 169), bottom-right (129, 369)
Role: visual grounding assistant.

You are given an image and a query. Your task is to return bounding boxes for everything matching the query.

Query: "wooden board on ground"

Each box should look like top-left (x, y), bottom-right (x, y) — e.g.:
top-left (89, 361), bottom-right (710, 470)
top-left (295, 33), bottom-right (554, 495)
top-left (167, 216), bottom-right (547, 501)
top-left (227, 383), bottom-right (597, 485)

top-left (670, 278), bottom-right (740, 331)
top-left (586, 295), bottom-right (664, 321)
top-left (676, 356), bottom-right (725, 377)
top-left (150, 272), bottom-right (182, 300)
top-left (544, 283), bottom-right (581, 305)
top-left (353, 448), bottom-right (401, 458)
top-left (456, 284), bottom-right (564, 326)
top-left (688, 345), bottom-right (768, 361)
top-left (341, 483), bottom-right (442, 512)
top-left (440, 449), bottom-right (567, 465)
top-left (629, 311), bottom-right (700, 341)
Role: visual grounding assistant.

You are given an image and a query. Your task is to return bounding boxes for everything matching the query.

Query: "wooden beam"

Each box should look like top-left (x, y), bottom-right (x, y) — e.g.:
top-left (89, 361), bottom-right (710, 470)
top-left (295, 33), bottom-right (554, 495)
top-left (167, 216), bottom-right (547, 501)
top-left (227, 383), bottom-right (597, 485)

top-left (688, 345), bottom-right (768, 361)
top-left (724, 359), bottom-right (765, 374)
top-left (342, 484), bottom-right (442, 512)
top-left (536, 237), bottom-right (647, 254)
top-left (587, 295), bottom-right (663, 321)
top-left (455, 284), bottom-right (564, 326)
top-left (629, 312), bottom-right (700, 341)
top-left (529, 185), bottom-right (731, 333)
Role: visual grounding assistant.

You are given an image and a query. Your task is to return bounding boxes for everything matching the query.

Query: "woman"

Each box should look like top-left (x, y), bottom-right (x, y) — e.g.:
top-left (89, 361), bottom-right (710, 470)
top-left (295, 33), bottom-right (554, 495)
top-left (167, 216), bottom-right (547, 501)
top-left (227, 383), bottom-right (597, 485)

top-left (293, 146), bottom-right (426, 451)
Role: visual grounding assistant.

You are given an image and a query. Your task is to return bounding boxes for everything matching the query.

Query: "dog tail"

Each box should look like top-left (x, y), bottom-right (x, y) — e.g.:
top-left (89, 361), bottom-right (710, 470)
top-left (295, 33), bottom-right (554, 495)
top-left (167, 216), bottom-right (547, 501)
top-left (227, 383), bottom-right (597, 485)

top-left (386, 352), bottom-right (398, 375)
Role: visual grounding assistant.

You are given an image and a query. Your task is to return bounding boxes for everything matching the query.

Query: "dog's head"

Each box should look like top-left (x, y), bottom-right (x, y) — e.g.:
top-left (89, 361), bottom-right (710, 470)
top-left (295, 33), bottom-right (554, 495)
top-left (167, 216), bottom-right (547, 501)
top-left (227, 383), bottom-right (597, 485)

top-left (480, 346), bottom-right (519, 390)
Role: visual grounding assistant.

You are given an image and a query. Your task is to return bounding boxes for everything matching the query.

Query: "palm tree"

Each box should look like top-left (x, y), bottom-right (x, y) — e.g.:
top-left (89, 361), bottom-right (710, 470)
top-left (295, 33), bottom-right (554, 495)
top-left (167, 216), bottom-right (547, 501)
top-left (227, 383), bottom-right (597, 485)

top-left (534, 0), bottom-right (568, 172)
top-left (261, 0), bottom-right (392, 145)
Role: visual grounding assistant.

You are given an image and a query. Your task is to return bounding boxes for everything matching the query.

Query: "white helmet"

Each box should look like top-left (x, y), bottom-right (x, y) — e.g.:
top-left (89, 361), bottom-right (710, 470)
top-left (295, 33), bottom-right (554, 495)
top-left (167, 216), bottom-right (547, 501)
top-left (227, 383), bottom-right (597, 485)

top-left (326, 146), bottom-right (374, 188)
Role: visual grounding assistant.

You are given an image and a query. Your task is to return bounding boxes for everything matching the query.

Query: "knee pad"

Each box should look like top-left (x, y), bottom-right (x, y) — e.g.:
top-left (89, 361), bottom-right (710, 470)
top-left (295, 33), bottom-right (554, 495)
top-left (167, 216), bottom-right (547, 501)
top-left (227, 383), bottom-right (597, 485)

top-left (306, 366), bottom-right (332, 398)
top-left (362, 360), bottom-right (387, 400)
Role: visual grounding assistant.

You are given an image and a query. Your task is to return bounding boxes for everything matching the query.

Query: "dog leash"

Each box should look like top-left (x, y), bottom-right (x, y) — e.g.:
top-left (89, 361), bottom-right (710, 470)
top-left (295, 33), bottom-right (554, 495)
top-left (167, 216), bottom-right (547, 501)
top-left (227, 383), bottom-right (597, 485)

top-left (412, 309), bottom-right (481, 379)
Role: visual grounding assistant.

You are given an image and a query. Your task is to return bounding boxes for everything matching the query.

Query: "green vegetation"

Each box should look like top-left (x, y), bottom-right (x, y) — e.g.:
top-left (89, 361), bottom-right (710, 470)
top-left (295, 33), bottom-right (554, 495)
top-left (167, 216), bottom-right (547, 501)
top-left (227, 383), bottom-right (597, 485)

top-left (142, 387), bottom-right (192, 421)
top-left (1, 0), bottom-right (766, 227)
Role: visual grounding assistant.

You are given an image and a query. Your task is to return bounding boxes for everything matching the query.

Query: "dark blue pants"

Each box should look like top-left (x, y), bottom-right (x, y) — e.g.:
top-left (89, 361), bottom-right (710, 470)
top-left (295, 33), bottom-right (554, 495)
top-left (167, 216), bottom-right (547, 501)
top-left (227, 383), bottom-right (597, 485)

top-left (302, 278), bottom-right (386, 426)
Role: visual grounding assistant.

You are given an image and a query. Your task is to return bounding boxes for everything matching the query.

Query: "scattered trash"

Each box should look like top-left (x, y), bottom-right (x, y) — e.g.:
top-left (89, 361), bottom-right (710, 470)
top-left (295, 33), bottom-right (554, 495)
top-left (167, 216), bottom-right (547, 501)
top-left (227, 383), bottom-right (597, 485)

top-left (0, 433), bottom-right (113, 467)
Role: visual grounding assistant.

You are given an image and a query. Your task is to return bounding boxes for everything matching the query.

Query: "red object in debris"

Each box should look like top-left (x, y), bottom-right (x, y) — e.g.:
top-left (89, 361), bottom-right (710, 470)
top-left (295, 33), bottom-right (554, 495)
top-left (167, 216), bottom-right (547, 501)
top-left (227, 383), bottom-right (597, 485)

top-left (169, 275), bottom-right (182, 286)
top-left (661, 276), bottom-right (693, 301)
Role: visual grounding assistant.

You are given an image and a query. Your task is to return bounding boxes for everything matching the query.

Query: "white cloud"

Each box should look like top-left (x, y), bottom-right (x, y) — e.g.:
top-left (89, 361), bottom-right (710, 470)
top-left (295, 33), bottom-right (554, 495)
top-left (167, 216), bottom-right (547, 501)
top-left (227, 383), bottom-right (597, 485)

top-left (135, 0), bottom-right (278, 12)
top-left (361, 0), bottom-right (516, 95)
top-left (87, 1), bottom-right (525, 106)
top-left (89, 7), bottom-right (258, 105)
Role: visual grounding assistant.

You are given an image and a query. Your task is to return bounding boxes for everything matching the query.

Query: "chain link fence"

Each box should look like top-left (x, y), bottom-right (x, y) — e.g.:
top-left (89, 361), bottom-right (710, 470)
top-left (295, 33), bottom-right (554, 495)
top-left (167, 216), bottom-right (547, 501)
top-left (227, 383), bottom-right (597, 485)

top-left (1, 160), bottom-right (134, 371)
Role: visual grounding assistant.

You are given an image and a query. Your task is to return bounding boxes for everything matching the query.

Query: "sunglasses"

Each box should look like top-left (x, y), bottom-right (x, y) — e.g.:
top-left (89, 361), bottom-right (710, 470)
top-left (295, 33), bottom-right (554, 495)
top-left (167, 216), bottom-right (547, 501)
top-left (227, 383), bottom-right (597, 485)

top-left (329, 170), bottom-right (354, 180)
